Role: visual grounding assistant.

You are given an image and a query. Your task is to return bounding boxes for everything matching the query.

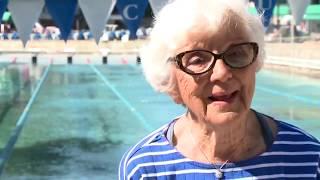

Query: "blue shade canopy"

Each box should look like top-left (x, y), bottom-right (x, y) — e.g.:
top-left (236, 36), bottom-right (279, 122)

top-left (0, 0), bottom-right (8, 23)
top-left (45, 0), bottom-right (77, 41)
top-left (254, 0), bottom-right (277, 29)
top-left (116, 0), bottom-right (148, 39)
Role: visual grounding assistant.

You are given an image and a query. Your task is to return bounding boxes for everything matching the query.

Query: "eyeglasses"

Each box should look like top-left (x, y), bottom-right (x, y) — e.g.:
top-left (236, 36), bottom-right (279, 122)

top-left (169, 42), bottom-right (259, 75)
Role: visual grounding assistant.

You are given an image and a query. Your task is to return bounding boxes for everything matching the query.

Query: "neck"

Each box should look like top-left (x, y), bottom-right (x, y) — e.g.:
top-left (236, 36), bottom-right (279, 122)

top-left (175, 110), bottom-right (262, 163)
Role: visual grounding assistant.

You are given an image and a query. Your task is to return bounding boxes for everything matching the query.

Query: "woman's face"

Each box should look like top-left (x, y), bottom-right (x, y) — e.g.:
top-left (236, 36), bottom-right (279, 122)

top-left (170, 26), bottom-right (258, 124)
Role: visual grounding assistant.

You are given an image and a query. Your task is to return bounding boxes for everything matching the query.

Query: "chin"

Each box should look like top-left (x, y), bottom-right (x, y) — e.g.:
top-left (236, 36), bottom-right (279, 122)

top-left (205, 109), bottom-right (242, 124)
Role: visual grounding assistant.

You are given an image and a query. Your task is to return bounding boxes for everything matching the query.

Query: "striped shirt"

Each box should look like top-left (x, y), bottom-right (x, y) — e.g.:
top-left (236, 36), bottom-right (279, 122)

top-left (119, 115), bottom-right (320, 180)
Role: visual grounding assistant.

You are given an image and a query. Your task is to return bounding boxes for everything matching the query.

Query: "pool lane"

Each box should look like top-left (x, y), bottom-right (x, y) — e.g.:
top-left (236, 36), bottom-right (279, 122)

top-left (0, 64), bottom-right (50, 174)
top-left (90, 64), bottom-right (154, 132)
top-left (253, 68), bottom-right (320, 139)
top-left (0, 64), bottom-right (42, 150)
top-left (94, 65), bottom-right (185, 129)
top-left (1, 64), bottom-right (157, 179)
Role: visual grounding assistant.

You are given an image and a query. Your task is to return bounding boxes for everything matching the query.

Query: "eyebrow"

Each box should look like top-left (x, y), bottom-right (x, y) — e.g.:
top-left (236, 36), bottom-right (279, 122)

top-left (184, 41), bottom-right (251, 54)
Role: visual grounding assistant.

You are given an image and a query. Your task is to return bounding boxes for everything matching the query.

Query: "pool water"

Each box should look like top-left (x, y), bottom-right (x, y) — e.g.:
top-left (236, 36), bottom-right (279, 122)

top-left (0, 62), bottom-right (319, 179)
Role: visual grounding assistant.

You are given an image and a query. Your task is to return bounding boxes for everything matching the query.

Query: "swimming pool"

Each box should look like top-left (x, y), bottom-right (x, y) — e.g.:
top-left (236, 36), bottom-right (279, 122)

top-left (0, 56), bottom-right (319, 179)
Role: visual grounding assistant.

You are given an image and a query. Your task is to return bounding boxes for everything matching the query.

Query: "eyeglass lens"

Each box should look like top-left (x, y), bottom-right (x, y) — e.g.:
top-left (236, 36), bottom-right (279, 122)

top-left (180, 43), bottom-right (256, 74)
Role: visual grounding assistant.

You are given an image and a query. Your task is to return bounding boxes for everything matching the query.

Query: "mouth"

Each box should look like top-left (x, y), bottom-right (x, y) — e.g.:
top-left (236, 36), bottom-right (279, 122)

top-left (208, 91), bottom-right (238, 104)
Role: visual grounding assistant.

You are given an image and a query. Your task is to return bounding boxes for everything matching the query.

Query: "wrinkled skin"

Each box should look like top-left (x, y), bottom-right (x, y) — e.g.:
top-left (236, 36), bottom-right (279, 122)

top-left (170, 27), bottom-right (257, 128)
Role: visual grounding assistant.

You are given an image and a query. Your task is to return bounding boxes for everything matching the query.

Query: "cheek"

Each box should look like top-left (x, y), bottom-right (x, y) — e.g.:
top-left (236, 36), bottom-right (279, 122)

top-left (176, 76), bottom-right (196, 100)
top-left (175, 71), bottom-right (207, 105)
top-left (240, 71), bottom-right (256, 106)
top-left (247, 77), bottom-right (255, 100)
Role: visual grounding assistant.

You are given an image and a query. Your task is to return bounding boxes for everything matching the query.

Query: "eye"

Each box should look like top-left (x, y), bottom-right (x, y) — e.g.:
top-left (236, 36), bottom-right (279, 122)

top-left (226, 48), bottom-right (248, 57)
top-left (182, 51), bottom-right (212, 66)
top-left (188, 56), bottom-right (206, 65)
top-left (224, 44), bottom-right (254, 67)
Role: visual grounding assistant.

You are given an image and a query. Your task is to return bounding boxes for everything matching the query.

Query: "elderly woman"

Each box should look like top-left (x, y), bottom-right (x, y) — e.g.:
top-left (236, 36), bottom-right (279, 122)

top-left (119, 0), bottom-right (320, 179)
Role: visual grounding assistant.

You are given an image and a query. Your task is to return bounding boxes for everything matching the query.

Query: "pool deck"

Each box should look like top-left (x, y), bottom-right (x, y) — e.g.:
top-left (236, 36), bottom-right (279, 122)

top-left (264, 42), bottom-right (320, 77)
top-left (0, 40), bottom-right (320, 76)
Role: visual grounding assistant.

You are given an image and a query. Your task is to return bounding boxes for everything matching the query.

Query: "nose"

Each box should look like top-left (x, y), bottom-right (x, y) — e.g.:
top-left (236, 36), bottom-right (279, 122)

top-left (209, 59), bottom-right (232, 82)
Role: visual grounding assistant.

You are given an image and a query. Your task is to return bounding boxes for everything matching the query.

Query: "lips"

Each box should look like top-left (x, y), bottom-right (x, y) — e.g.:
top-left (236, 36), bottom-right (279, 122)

top-left (208, 91), bottom-right (238, 103)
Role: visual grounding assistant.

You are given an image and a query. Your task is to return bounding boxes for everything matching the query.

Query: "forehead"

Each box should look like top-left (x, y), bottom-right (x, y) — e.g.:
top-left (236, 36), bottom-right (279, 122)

top-left (194, 28), bottom-right (249, 51)
top-left (177, 14), bottom-right (251, 52)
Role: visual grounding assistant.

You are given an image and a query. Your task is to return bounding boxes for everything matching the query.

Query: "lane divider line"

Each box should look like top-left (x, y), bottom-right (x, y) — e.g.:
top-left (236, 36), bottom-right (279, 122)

top-left (0, 64), bottom-right (51, 174)
top-left (256, 85), bottom-right (320, 106)
top-left (90, 64), bottom-right (153, 132)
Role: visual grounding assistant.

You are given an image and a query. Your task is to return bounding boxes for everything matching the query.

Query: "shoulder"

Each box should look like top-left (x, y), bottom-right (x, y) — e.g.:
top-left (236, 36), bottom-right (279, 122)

top-left (270, 119), bottom-right (320, 159)
top-left (257, 111), bottom-right (320, 145)
top-left (252, 113), bottom-right (320, 178)
top-left (118, 122), bottom-right (176, 180)
top-left (267, 120), bottom-right (320, 178)
top-left (276, 120), bottom-right (320, 145)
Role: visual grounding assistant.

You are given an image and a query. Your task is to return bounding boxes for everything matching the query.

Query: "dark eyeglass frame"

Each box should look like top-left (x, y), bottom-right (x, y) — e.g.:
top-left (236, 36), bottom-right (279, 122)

top-left (169, 42), bottom-right (259, 75)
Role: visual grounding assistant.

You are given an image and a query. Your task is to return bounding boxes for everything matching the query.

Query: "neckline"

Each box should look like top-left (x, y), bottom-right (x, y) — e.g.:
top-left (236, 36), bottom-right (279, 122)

top-left (163, 111), bottom-right (280, 168)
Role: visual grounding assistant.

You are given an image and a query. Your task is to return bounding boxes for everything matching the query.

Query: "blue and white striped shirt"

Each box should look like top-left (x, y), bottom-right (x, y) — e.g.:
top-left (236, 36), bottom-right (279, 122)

top-left (119, 116), bottom-right (320, 179)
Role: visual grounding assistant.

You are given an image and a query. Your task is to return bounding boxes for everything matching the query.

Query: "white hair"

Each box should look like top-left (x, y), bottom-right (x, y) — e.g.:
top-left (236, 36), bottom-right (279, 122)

top-left (141, 0), bottom-right (265, 93)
